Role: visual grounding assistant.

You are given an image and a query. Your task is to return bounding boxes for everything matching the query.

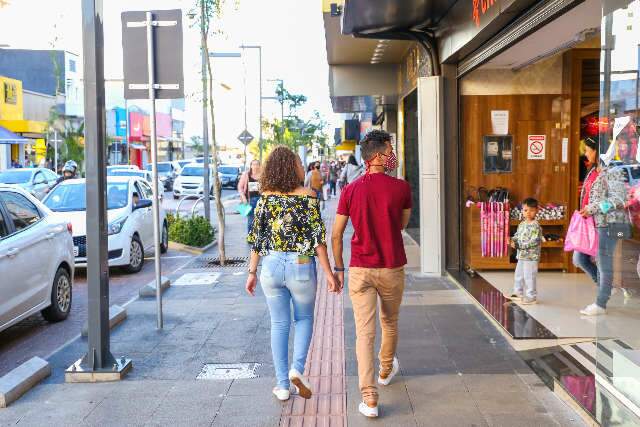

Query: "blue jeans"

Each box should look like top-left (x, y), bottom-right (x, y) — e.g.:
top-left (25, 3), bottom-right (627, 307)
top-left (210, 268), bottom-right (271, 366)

top-left (572, 251), bottom-right (598, 284)
top-left (260, 251), bottom-right (317, 389)
top-left (596, 227), bottom-right (619, 309)
top-left (247, 195), bottom-right (260, 233)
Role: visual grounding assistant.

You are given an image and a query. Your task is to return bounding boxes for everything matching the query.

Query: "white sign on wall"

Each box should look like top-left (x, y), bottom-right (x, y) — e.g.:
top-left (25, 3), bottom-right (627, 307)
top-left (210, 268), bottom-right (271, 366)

top-left (527, 135), bottom-right (546, 160)
top-left (491, 110), bottom-right (509, 135)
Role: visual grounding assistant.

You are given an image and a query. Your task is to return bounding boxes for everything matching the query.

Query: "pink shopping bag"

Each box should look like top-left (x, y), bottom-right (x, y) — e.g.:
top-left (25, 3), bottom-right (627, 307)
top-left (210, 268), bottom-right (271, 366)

top-left (564, 210), bottom-right (598, 257)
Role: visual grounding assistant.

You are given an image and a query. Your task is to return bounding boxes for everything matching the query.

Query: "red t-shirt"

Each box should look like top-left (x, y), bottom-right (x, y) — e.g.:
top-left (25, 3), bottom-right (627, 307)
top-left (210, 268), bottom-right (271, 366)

top-left (337, 173), bottom-right (412, 268)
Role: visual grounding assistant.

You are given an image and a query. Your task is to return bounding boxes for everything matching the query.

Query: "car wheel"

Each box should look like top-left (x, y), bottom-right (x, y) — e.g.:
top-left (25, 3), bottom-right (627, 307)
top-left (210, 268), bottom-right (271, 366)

top-left (160, 221), bottom-right (169, 254)
top-left (41, 267), bottom-right (72, 322)
top-left (125, 235), bottom-right (144, 274)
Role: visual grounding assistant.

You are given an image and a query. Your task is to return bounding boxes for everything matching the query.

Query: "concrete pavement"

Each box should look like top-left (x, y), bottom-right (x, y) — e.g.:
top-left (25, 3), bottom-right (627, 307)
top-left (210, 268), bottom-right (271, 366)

top-left (0, 196), bottom-right (585, 426)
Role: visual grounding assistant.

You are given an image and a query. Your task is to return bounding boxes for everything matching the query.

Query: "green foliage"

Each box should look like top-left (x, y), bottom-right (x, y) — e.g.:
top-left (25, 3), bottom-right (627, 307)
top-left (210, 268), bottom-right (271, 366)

top-left (190, 135), bottom-right (204, 156)
top-left (168, 213), bottom-right (215, 248)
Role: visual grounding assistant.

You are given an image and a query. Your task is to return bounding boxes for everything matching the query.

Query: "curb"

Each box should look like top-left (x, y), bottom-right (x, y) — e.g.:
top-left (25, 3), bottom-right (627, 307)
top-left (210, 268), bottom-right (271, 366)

top-left (138, 276), bottom-right (171, 298)
top-left (81, 305), bottom-right (127, 337)
top-left (0, 357), bottom-right (50, 408)
top-left (168, 239), bottom-right (217, 255)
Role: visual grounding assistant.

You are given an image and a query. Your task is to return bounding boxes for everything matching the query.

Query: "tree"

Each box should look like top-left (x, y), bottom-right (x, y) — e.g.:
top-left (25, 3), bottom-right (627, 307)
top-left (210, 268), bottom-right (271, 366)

top-left (194, 0), bottom-right (230, 265)
top-left (190, 135), bottom-right (204, 156)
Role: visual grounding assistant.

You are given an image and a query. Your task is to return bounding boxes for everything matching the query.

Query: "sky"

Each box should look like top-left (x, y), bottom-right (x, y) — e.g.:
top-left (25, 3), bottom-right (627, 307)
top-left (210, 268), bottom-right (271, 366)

top-left (0, 0), bottom-right (335, 149)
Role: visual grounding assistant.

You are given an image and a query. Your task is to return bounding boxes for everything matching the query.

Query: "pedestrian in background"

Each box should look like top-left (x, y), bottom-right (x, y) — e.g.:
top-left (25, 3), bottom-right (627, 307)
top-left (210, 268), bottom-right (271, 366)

top-left (246, 146), bottom-right (339, 402)
top-left (332, 130), bottom-right (412, 418)
top-left (238, 159), bottom-right (262, 233)
top-left (328, 160), bottom-right (339, 198)
top-left (340, 154), bottom-right (363, 187)
top-left (305, 161), bottom-right (324, 201)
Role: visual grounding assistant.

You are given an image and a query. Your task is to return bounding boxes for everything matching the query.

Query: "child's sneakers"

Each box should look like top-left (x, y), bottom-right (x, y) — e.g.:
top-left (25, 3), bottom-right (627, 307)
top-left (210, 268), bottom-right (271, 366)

top-left (521, 297), bottom-right (537, 305)
top-left (507, 293), bottom-right (523, 301)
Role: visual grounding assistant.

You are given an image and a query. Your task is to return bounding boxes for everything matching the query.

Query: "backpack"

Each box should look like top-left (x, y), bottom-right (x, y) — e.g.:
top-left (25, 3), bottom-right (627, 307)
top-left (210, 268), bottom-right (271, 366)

top-left (310, 169), bottom-right (323, 191)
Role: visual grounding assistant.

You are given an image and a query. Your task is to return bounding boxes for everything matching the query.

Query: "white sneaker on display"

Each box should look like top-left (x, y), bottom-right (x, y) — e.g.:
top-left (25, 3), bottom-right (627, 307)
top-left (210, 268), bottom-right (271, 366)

top-left (378, 357), bottom-right (400, 386)
top-left (358, 401), bottom-right (379, 418)
top-left (288, 369), bottom-right (312, 399)
top-left (272, 387), bottom-right (290, 401)
top-left (580, 303), bottom-right (607, 316)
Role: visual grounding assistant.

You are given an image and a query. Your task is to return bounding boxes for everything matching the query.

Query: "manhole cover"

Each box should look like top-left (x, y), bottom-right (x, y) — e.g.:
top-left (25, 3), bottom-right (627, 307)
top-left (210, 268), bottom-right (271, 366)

top-left (196, 363), bottom-right (260, 380)
top-left (188, 256), bottom-right (249, 269)
top-left (172, 272), bottom-right (221, 286)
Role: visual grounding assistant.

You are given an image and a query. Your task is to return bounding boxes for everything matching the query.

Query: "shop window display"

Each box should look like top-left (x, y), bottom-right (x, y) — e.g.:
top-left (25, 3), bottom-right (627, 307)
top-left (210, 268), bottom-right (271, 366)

top-left (456, 0), bottom-right (640, 421)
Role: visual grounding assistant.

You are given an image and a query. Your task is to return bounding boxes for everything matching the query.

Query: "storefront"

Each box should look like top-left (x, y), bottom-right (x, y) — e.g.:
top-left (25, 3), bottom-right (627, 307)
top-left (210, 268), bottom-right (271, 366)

top-left (331, 0), bottom-right (640, 424)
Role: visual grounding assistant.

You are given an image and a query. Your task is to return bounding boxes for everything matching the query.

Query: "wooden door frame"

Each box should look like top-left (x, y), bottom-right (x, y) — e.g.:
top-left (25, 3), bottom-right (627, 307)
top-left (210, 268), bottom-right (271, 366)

top-left (563, 48), bottom-right (601, 273)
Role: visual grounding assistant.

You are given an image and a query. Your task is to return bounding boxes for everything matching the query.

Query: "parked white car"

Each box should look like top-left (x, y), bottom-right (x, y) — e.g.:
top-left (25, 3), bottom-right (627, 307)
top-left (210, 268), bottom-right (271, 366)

top-left (106, 169), bottom-right (164, 200)
top-left (43, 176), bottom-right (168, 273)
top-left (172, 163), bottom-right (215, 200)
top-left (0, 168), bottom-right (59, 200)
top-left (0, 185), bottom-right (74, 333)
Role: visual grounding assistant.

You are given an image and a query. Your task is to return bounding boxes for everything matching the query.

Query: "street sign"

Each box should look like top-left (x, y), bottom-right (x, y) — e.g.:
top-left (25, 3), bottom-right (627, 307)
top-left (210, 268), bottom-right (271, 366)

top-left (238, 129), bottom-right (254, 145)
top-left (121, 9), bottom-right (184, 100)
top-left (121, 9), bottom-right (185, 330)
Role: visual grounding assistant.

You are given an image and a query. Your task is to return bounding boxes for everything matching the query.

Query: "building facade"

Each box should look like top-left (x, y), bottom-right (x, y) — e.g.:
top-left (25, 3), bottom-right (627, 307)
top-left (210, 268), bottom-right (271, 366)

top-left (324, 0), bottom-right (640, 424)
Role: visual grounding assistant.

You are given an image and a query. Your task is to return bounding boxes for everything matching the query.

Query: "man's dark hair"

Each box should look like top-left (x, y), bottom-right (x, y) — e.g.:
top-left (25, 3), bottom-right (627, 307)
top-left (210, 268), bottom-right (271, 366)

top-left (347, 154), bottom-right (358, 166)
top-left (360, 130), bottom-right (391, 161)
top-left (523, 197), bottom-right (539, 208)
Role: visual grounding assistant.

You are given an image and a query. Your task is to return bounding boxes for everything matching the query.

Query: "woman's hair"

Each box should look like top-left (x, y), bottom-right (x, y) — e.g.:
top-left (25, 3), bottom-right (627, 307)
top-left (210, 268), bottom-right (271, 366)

top-left (260, 146), bottom-right (301, 193)
top-left (347, 154), bottom-right (358, 166)
top-left (584, 137), bottom-right (599, 152)
top-left (307, 163), bottom-right (315, 172)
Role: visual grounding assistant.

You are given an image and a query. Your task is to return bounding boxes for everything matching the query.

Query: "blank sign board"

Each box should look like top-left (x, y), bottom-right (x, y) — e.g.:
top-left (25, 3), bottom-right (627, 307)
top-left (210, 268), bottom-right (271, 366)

top-left (121, 9), bottom-right (184, 100)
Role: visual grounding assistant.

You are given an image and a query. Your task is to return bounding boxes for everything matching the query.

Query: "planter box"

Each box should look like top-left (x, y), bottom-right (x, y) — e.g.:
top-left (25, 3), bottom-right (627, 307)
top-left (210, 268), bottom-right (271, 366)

top-left (168, 239), bottom-right (217, 255)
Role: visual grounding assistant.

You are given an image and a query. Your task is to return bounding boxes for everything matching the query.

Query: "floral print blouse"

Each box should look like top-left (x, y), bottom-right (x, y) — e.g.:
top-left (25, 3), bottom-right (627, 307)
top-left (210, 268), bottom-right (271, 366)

top-left (247, 194), bottom-right (326, 257)
top-left (585, 167), bottom-right (629, 228)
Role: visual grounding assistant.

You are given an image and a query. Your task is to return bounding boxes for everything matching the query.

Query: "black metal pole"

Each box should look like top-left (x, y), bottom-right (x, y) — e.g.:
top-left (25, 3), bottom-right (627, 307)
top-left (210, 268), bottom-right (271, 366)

top-left (80, 0), bottom-right (115, 371)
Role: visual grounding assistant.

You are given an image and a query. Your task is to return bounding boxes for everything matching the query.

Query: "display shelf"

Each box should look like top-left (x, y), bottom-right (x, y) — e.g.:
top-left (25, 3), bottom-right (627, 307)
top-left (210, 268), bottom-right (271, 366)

top-left (542, 240), bottom-right (564, 248)
top-left (509, 219), bottom-right (567, 226)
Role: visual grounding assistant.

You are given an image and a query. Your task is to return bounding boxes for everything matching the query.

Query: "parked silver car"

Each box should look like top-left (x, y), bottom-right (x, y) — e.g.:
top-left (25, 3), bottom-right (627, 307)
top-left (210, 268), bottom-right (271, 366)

top-left (0, 185), bottom-right (74, 333)
top-left (0, 168), bottom-right (59, 200)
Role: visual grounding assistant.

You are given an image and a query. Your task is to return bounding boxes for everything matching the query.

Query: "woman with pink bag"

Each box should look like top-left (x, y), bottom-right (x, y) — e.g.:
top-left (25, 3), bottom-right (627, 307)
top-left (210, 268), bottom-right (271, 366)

top-left (572, 138), bottom-right (599, 284)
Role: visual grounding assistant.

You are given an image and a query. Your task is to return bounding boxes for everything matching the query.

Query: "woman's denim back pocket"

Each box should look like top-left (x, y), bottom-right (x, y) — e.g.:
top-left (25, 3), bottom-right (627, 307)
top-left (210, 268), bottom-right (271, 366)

top-left (260, 254), bottom-right (284, 295)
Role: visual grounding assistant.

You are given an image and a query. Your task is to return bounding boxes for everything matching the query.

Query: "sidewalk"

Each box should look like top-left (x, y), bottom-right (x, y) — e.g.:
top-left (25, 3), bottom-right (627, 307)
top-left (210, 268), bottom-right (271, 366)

top-left (0, 197), bottom-right (585, 426)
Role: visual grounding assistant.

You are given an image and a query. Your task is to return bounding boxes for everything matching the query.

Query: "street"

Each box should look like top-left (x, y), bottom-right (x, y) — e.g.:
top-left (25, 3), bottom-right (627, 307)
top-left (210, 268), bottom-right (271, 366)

top-left (0, 189), bottom-right (237, 377)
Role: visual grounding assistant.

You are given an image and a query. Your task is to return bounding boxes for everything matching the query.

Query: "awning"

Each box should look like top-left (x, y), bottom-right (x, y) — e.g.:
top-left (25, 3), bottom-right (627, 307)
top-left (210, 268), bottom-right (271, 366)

top-left (341, 0), bottom-right (454, 36)
top-left (0, 125), bottom-right (29, 145)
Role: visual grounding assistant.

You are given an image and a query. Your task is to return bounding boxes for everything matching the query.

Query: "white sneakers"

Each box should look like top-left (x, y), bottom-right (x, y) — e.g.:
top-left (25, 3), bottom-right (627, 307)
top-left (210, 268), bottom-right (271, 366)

top-left (378, 357), bottom-right (399, 386)
top-left (580, 303), bottom-right (607, 316)
top-left (272, 387), bottom-right (290, 401)
top-left (359, 401), bottom-right (379, 418)
top-left (288, 369), bottom-right (312, 399)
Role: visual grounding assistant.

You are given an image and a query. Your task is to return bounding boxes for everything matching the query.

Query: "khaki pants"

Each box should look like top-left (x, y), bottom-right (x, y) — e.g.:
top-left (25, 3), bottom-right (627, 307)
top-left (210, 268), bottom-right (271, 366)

top-left (348, 266), bottom-right (405, 401)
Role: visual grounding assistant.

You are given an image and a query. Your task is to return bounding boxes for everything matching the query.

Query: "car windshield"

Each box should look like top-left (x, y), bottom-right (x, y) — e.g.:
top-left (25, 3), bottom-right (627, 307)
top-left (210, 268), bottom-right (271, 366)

top-left (219, 167), bottom-right (238, 174)
top-left (146, 164), bottom-right (172, 172)
top-left (108, 170), bottom-right (145, 178)
top-left (181, 166), bottom-right (205, 177)
top-left (44, 182), bottom-right (129, 211)
top-left (0, 170), bottom-right (32, 184)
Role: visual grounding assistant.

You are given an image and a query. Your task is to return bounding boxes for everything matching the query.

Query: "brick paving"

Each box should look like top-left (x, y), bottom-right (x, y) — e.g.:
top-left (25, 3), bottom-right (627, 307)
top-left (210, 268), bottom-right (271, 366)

top-left (280, 200), bottom-right (347, 426)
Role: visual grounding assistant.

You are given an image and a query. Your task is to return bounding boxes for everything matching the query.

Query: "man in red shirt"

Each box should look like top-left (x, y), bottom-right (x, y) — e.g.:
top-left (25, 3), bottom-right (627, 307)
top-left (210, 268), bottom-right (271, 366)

top-left (331, 130), bottom-right (412, 418)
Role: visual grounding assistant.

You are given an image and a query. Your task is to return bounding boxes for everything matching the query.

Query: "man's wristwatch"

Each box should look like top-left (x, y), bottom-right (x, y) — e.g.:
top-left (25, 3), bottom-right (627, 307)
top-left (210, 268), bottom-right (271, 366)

top-left (333, 267), bottom-right (345, 272)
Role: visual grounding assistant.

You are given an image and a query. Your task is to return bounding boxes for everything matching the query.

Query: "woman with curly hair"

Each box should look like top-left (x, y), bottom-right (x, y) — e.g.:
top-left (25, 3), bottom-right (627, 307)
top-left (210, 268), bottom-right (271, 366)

top-left (246, 146), bottom-right (339, 402)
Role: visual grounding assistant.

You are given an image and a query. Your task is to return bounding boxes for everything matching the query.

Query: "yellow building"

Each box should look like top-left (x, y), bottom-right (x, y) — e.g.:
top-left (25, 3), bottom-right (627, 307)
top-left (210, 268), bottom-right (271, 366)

top-left (0, 75), bottom-right (47, 169)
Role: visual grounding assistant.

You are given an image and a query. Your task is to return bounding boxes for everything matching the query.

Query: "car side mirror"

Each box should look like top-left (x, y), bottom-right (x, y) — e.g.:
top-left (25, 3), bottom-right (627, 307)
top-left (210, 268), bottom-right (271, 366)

top-left (133, 199), bottom-right (152, 210)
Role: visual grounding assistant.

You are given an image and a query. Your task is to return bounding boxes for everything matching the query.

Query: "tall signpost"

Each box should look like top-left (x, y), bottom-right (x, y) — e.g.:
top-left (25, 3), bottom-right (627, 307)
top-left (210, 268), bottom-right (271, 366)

top-left (66, 0), bottom-right (131, 382)
top-left (121, 9), bottom-right (184, 329)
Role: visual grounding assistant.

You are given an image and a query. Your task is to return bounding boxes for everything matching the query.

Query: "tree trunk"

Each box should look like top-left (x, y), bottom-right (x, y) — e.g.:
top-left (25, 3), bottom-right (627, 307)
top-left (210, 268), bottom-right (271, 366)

top-left (203, 36), bottom-right (226, 265)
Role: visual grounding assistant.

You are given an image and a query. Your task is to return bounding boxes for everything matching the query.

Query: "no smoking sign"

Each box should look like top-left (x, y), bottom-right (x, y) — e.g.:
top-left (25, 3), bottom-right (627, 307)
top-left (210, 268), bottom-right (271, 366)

top-left (527, 135), bottom-right (546, 160)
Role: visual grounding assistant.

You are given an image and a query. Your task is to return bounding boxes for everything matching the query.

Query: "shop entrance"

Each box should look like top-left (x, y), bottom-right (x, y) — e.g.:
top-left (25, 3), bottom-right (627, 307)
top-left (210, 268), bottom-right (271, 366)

top-left (453, 0), bottom-right (640, 421)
